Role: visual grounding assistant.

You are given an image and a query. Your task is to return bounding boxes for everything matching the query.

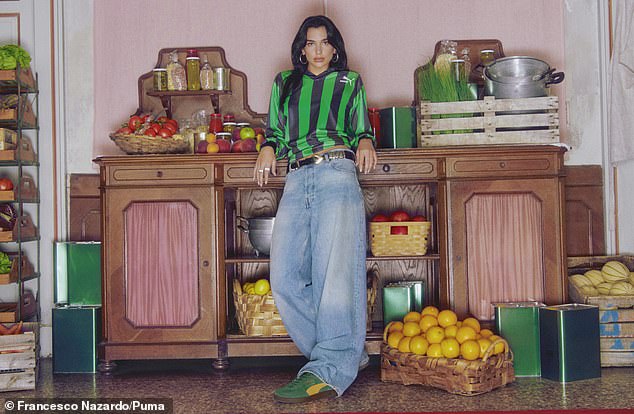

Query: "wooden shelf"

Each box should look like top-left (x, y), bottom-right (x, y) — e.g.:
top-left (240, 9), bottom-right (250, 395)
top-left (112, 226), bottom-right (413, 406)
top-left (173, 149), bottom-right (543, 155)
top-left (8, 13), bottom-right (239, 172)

top-left (225, 253), bottom-right (441, 264)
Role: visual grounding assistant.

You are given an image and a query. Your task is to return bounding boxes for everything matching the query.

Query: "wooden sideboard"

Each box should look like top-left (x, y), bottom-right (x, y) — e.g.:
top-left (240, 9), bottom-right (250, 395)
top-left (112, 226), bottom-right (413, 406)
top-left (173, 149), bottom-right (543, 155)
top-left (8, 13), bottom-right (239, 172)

top-left (94, 145), bottom-right (568, 369)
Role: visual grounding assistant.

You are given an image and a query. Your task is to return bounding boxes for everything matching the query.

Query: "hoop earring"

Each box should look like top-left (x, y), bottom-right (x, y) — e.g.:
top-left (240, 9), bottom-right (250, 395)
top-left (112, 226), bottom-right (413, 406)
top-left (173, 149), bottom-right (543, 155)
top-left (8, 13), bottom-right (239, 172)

top-left (299, 54), bottom-right (307, 64)
top-left (332, 52), bottom-right (339, 63)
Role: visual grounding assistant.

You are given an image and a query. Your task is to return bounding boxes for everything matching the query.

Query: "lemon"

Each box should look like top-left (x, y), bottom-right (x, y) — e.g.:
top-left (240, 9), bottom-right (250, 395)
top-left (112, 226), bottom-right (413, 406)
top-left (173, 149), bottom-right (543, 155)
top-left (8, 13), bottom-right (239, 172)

top-left (425, 326), bottom-right (445, 344)
top-left (253, 279), bottom-right (271, 295)
top-left (488, 335), bottom-right (506, 354)
top-left (426, 343), bottom-right (443, 358)
top-left (462, 317), bottom-right (481, 333)
top-left (398, 336), bottom-right (412, 353)
top-left (409, 335), bottom-right (429, 355)
top-left (383, 321), bottom-right (404, 342)
top-left (403, 311), bottom-right (422, 323)
top-left (477, 338), bottom-right (493, 358)
top-left (460, 339), bottom-right (481, 360)
top-left (440, 338), bottom-right (460, 358)
top-left (419, 315), bottom-right (439, 332)
top-left (444, 325), bottom-right (458, 338)
top-left (245, 285), bottom-right (256, 294)
top-left (402, 321), bottom-right (422, 337)
top-left (455, 326), bottom-right (477, 344)
top-left (387, 331), bottom-right (404, 349)
top-left (479, 328), bottom-right (494, 338)
top-left (421, 305), bottom-right (439, 317)
top-left (437, 310), bottom-right (458, 328)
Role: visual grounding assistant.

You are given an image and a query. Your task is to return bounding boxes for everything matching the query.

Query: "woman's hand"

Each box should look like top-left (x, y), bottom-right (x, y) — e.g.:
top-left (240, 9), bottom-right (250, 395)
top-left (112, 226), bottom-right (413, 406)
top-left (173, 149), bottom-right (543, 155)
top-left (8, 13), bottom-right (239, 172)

top-left (253, 146), bottom-right (277, 187)
top-left (356, 138), bottom-right (377, 174)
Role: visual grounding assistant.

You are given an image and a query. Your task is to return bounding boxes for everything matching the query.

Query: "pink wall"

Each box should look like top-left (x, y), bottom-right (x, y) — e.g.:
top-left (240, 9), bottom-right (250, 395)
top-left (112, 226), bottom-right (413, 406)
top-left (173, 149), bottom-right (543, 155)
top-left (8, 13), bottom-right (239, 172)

top-left (94, 0), bottom-right (565, 156)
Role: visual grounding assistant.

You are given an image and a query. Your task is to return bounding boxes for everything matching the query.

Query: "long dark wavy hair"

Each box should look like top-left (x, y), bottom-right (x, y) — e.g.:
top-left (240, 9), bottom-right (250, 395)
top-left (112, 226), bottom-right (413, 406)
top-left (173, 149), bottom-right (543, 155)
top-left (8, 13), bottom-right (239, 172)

top-left (280, 15), bottom-right (349, 105)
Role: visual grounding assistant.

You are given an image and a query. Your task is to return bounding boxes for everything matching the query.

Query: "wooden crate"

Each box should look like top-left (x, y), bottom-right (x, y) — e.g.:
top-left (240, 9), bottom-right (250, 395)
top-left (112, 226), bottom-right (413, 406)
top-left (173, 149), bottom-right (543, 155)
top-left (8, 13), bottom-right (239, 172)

top-left (568, 255), bottom-right (634, 366)
top-left (418, 96), bottom-right (559, 147)
top-left (0, 323), bottom-right (38, 392)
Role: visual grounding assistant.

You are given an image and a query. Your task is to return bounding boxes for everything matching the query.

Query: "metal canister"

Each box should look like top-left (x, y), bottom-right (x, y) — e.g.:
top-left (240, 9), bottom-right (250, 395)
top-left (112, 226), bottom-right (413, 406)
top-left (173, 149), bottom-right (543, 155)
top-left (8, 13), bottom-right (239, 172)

top-left (153, 68), bottom-right (168, 91)
top-left (213, 67), bottom-right (231, 91)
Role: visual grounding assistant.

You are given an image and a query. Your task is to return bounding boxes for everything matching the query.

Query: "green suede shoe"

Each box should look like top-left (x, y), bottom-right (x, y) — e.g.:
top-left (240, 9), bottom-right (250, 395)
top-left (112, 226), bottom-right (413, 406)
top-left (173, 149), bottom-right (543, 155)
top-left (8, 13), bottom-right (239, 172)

top-left (273, 372), bottom-right (337, 403)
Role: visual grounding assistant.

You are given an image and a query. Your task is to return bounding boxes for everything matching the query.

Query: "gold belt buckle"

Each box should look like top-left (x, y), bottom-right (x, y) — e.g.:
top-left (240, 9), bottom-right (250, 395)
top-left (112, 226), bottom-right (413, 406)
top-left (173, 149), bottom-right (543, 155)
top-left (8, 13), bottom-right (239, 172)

top-left (313, 154), bottom-right (324, 164)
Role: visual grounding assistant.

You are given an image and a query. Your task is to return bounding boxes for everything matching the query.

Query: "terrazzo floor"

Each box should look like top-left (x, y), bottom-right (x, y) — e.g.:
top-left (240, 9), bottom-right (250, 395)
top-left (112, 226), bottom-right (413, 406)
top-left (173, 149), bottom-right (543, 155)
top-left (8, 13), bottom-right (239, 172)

top-left (2, 357), bottom-right (634, 414)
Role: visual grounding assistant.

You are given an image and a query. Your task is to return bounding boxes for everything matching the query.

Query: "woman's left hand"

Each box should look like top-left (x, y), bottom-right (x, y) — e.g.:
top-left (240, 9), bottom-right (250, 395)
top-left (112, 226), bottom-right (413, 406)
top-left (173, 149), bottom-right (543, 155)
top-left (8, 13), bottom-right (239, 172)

top-left (356, 139), bottom-right (377, 174)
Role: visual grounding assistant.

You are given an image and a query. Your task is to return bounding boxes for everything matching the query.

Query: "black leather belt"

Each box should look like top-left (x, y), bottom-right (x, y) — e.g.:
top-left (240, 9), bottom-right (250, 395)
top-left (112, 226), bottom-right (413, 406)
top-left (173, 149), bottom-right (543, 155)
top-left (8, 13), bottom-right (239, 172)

top-left (288, 150), bottom-right (356, 172)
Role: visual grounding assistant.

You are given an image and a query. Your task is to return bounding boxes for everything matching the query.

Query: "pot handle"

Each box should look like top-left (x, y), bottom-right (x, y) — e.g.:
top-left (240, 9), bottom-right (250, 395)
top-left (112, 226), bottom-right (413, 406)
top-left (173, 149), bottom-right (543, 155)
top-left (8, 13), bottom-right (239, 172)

top-left (545, 71), bottom-right (565, 86)
top-left (236, 215), bottom-right (249, 233)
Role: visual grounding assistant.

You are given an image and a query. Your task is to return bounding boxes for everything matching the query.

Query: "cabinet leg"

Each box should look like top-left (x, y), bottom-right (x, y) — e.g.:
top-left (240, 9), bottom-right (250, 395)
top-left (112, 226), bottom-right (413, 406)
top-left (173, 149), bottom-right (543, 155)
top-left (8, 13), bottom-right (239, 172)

top-left (98, 360), bottom-right (118, 374)
top-left (212, 357), bottom-right (230, 370)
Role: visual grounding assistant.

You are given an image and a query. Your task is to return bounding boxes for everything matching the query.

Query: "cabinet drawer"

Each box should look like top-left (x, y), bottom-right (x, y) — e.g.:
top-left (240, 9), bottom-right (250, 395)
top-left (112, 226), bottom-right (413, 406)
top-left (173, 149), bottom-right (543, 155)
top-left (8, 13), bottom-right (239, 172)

top-left (106, 164), bottom-right (213, 186)
top-left (222, 163), bottom-right (287, 186)
top-left (361, 157), bottom-right (438, 183)
top-left (446, 154), bottom-right (559, 178)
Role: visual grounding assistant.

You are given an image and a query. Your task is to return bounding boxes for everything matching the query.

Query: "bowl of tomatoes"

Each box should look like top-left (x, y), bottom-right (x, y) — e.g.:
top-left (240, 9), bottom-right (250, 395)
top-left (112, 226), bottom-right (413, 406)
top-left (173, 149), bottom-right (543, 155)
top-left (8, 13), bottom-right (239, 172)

top-left (110, 114), bottom-right (189, 154)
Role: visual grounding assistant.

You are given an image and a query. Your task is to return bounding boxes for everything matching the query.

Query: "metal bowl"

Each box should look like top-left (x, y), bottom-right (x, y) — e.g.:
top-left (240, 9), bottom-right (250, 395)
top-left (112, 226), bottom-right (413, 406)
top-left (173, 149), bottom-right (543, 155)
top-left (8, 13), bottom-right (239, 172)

top-left (237, 216), bottom-right (275, 256)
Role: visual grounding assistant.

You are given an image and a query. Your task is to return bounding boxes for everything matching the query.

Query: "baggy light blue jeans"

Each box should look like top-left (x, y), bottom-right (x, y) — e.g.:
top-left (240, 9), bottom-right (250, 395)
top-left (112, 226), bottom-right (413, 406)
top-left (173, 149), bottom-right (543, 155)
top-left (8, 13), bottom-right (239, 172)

top-left (270, 157), bottom-right (367, 396)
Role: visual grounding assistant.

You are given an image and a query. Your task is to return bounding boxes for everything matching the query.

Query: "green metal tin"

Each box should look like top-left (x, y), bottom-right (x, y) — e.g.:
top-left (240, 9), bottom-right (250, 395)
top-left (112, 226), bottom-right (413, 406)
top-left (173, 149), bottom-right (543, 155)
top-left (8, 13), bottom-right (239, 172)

top-left (494, 301), bottom-right (545, 377)
top-left (382, 281), bottom-right (424, 324)
top-left (539, 304), bottom-right (601, 382)
top-left (54, 242), bottom-right (102, 306)
top-left (53, 306), bottom-right (102, 373)
top-left (378, 107), bottom-right (416, 148)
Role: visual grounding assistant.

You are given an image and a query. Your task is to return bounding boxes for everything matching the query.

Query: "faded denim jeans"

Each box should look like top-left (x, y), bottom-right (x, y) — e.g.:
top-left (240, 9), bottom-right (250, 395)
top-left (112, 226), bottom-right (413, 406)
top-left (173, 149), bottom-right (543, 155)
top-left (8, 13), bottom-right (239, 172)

top-left (270, 158), bottom-right (367, 396)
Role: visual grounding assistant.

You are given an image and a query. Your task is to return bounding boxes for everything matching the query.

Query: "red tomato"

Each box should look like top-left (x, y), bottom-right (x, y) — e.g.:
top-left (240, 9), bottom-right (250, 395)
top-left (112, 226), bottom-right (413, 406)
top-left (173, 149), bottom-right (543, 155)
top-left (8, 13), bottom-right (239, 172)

top-left (116, 126), bottom-right (133, 135)
top-left (128, 115), bottom-right (142, 131)
top-left (371, 213), bottom-right (389, 222)
top-left (390, 225), bottom-right (409, 235)
top-left (158, 128), bottom-right (173, 138)
top-left (390, 210), bottom-right (410, 222)
top-left (140, 114), bottom-right (149, 123)
top-left (157, 116), bottom-right (170, 124)
top-left (150, 123), bottom-right (162, 134)
top-left (165, 119), bottom-right (179, 130)
top-left (0, 178), bottom-right (14, 191)
top-left (163, 123), bottom-right (177, 134)
top-left (145, 129), bottom-right (157, 137)
top-left (411, 215), bottom-right (427, 222)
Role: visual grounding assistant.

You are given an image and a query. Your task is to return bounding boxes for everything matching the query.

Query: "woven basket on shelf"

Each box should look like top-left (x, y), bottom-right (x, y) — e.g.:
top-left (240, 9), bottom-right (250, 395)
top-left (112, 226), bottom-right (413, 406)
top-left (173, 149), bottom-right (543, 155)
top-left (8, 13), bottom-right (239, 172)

top-left (110, 133), bottom-right (189, 155)
top-left (370, 221), bottom-right (431, 256)
top-left (381, 338), bottom-right (515, 396)
top-left (232, 279), bottom-right (287, 337)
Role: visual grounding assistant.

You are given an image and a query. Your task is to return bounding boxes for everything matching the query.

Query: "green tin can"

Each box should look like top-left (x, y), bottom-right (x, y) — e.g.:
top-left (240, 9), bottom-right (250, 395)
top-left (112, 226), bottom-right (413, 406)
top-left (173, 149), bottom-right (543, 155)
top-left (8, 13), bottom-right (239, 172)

top-left (54, 242), bottom-right (102, 306)
top-left (539, 304), bottom-right (601, 382)
top-left (494, 301), bottom-right (545, 377)
top-left (53, 306), bottom-right (102, 373)
top-left (378, 107), bottom-right (417, 148)
top-left (382, 281), bottom-right (425, 325)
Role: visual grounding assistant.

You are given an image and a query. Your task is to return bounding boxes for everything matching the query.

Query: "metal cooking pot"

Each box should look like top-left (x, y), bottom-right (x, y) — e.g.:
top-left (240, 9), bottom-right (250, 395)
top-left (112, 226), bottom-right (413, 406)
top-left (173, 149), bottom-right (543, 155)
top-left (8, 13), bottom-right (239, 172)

top-left (237, 216), bottom-right (275, 256)
top-left (484, 56), bottom-right (564, 99)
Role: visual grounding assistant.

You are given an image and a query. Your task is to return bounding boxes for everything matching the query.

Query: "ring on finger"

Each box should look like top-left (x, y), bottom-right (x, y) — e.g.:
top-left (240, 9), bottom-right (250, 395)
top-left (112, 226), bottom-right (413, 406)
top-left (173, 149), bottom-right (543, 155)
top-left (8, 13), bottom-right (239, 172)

top-left (264, 167), bottom-right (270, 171)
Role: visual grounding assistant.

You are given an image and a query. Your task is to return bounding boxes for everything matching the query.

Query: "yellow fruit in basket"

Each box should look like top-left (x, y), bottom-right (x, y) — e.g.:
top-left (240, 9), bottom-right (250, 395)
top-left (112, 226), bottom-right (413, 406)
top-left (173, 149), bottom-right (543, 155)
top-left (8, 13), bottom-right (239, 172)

top-left (630, 272), bottom-right (634, 286)
top-left (460, 340), bottom-right (481, 361)
top-left (570, 274), bottom-right (592, 288)
top-left (580, 285), bottom-right (600, 296)
top-left (245, 285), bottom-right (256, 294)
top-left (455, 326), bottom-right (477, 344)
top-left (419, 315), bottom-right (439, 332)
top-left (440, 338), bottom-right (460, 358)
top-left (489, 335), bottom-right (506, 354)
top-left (254, 279), bottom-right (271, 295)
top-left (242, 282), bottom-right (253, 291)
top-left (409, 335), bottom-right (429, 355)
top-left (477, 338), bottom-right (493, 358)
top-left (425, 326), bottom-right (445, 344)
top-left (479, 328), bottom-right (494, 338)
top-left (585, 270), bottom-right (605, 287)
top-left (597, 282), bottom-right (613, 295)
top-left (402, 321), bottom-right (422, 337)
top-left (462, 317), bottom-right (481, 333)
top-left (437, 310), bottom-right (458, 328)
top-left (421, 305), bottom-right (439, 317)
top-left (609, 281), bottom-right (634, 296)
top-left (382, 321), bottom-right (404, 342)
top-left (397, 336), bottom-right (412, 353)
top-left (403, 311), bottom-right (422, 323)
top-left (387, 331), bottom-right (405, 349)
top-left (601, 261), bottom-right (630, 282)
top-left (426, 343), bottom-right (443, 358)
top-left (444, 325), bottom-right (458, 338)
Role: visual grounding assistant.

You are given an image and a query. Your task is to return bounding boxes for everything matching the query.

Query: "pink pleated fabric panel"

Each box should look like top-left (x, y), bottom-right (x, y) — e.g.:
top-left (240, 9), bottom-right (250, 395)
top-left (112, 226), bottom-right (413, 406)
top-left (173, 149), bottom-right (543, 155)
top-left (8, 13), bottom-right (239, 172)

top-left (124, 201), bottom-right (199, 327)
top-left (466, 193), bottom-right (544, 320)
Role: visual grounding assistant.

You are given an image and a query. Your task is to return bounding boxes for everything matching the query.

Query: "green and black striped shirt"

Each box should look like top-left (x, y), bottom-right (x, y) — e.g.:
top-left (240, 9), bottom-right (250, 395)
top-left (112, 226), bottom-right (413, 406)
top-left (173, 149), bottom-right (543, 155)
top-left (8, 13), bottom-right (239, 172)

top-left (264, 68), bottom-right (374, 162)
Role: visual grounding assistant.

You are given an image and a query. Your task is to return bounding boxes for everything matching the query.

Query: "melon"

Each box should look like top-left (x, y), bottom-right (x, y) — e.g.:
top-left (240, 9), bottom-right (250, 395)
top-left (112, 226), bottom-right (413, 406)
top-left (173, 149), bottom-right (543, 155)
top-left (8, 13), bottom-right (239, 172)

top-left (584, 269), bottom-right (605, 286)
top-left (597, 282), bottom-right (614, 295)
top-left (609, 281), bottom-right (634, 296)
top-left (570, 274), bottom-right (592, 288)
top-left (580, 285), bottom-right (600, 296)
top-left (629, 272), bottom-right (634, 286)
top-left (601, 261), bottom-right (630, 282)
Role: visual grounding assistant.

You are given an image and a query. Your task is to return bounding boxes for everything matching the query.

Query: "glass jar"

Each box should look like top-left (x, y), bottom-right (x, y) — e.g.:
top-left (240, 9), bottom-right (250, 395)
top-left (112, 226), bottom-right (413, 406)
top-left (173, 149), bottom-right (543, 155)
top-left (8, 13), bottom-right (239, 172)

top-left (480, 49), bottom-right (496, 66)
top-left (435, 39), bottom-right (458, 73)
top-left (209, 113), bottom-right (223, 133)
top-left (215, 132), bottom-right (232, 143)
top-left (451, 59), bottom-right (467, 82)
top-left (368, 108), bottom-right (381, 143)
top-left (236, 122), bottom-right (250, 129)
top-left (153, 68), bottom-right (168, 91)
top-left (460, 48), bottom-right (472, 80)
top-left (166, 51), bottom-right (186, 91)
top-left (223, 122), bottom-right (237, 133)
top-left (200, 56), bottom-right (213, 90)
top-left (186, 56), bottom-right (201, 90)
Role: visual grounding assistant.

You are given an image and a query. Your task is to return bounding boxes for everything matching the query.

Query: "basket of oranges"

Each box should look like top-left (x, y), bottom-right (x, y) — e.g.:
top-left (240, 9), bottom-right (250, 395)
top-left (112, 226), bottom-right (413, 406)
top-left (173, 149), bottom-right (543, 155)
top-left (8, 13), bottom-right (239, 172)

top-left (380, 306), bottom-right (515, 396)
top-left (232, 279), bottom-right (288, 337)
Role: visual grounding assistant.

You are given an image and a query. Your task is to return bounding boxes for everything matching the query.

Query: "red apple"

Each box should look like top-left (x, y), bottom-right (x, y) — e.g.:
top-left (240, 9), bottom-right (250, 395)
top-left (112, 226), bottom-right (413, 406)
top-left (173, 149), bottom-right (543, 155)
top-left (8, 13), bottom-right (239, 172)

top-left (254, 127), bottom-right (265, 136)
top-left (390, 210), bottom-right (410, 222)
top-left (216, 139), bottom-right (231, 153)
top-left (411, 215), bottom-right (427, 222)
top-left (231, 140), bottom-right (243, 153)
top-left (371, 213), bottom-right (389, 222)
top-left (241, 138), bottom-right (257, 152)
top-left (390, 225), bottom-right (409, 235)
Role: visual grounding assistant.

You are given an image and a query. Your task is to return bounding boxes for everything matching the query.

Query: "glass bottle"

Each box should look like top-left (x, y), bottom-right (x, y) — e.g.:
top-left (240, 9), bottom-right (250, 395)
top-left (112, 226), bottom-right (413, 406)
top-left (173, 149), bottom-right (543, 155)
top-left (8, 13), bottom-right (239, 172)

top-left (166, 51), bottom-right (186, 91)
top-left (200, 56), bottom-right (213, 90)
top-left (460, 48), bottom-right (472, 81)
top-left (186, 50), bottom-right (201, 91)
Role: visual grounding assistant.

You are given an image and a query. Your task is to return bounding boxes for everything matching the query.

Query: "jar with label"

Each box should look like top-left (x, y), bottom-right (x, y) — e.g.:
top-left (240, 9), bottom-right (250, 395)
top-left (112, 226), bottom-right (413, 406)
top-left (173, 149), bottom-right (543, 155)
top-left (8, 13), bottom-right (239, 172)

top-left (153, 68), bottom-right (168, 91)
top-left (166, 51), bottom-right (186, 91)
top-left (209, 113), bottom-right (223, 133)
top-left (223, 114), bottom-right (235, 123)
top-left (200, 56), bottom-right (213, 90)
top-left (223, 122), bottom-right (237, 134)
top-left (186, 56), bottom-right (201, 90)
top-left (215, 132), bottom-right (232, 145)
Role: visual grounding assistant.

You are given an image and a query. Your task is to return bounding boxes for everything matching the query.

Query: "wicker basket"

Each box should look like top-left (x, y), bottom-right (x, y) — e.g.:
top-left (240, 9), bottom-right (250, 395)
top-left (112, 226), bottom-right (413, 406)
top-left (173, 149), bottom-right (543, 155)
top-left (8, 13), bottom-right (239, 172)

top-left (110, 133), bottom-right (189, 155)
top-left (370, 221), bottom-right (431, 256)
top-left (232, 279), bottom-right (287, 337)
top-left (381, 338), bottom-right (515, 396)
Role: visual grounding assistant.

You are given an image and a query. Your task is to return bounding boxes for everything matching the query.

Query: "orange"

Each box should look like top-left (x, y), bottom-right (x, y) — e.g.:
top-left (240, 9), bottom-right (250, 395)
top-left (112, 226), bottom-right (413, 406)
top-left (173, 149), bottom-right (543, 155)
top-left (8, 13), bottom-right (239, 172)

top-left (460, 339), bottom-right (481, 360)
top-left (409, 335), bottom-right (429, 355)
top-left (206, 142), bottom-right (220, 153)
top-left (402, 321), bottom-right (422, 337)
top-left (425, 326), bottom-right (445, 344)
top-left (426, 343), bottom-right (443, 357)
top-left (397, 336), bottom-right (412, 353)
top-left (462, 317), bottom-right (481, 333)
top-left (480, 328), bottom-right (494, 338)
top-left (421, 305), bottom-right (439, 317)
top-left (440, 338), bottom-right (460, 358)
top-left (477, 338), bottom-right (493, 358)
top-left (382, 321), bottom-right (404, 342)
top-left (488, 335), bottom-right (506, 354)
top-left (403, 311), bottom-right (422, 323)
top-left (253, 279), bottom-right (271, 295)
top-left (205, 132), bottom-right (216, 143)
top-left (437, 310), bottom-right (458, 328)
top-left (455, 326), bottom-right (477, 344)
top-left (444, 325), bottom-right (458, 338)
top-left (419, 315), bottom-right (439, 332)
top-left (387, 331), bottom-right (404, 349)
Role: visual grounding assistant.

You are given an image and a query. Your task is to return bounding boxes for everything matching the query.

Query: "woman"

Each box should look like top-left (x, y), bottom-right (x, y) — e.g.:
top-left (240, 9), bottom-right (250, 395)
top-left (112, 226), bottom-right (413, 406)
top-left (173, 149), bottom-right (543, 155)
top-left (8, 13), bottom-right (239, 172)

top-left (253, 15), bottom-right (377, 403)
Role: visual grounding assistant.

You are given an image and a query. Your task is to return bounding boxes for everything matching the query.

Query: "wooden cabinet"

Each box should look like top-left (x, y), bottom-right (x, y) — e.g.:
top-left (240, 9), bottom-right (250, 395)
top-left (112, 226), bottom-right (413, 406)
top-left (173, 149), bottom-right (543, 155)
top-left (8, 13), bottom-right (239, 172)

top-left (95, 145), bottom-right (567, 369)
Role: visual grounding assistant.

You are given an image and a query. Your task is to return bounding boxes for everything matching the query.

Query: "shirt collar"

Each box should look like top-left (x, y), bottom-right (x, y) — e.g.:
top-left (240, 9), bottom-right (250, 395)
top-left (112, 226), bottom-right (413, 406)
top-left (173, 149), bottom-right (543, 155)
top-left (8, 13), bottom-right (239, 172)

top-left (304, 67), bottom-right (337, 79)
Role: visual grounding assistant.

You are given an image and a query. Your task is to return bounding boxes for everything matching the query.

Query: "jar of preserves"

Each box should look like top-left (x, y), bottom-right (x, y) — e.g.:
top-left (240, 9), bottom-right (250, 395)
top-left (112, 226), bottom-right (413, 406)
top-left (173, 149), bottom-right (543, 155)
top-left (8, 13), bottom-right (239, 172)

top-left (223, 114), bottom-right (235, 124)
top-left (209, 113), bottom-right (223, 133)
top-left (215, 132), bottom-right (232, 144)
top-left (479, 49), bottom-right (496, 66)
top-left (186, 56), bottom-right (201, 90)
top-left (223, 122), bottom-right (237, 133)
top-left (153, 68), bottom-right (168, 91)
